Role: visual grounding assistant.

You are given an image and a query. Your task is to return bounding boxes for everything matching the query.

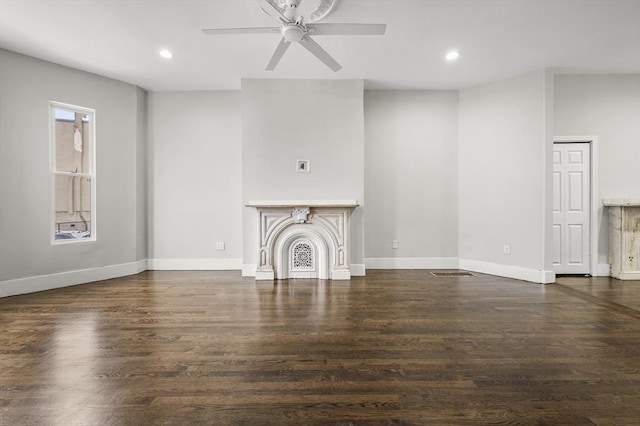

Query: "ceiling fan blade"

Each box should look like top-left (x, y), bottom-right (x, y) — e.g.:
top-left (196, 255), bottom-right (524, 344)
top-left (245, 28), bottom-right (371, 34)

top-left (256, 0), bottom-right (288, 22)
top-left (203, 27), bottom-right (280, 35)
top-left (306, 23), bottom-right (387, 36)
top-left (266, 37), bottom-right (291, 71)
top-left (299, 35), bottom-right (342, 72)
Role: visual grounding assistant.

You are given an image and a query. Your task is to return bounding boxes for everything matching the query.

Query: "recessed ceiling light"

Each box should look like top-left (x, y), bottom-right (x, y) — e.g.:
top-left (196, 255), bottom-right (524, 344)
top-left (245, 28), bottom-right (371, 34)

top-left (445, 50), bottom-right (460, 61)
top-left (159, 49), bottom-right (173, 59)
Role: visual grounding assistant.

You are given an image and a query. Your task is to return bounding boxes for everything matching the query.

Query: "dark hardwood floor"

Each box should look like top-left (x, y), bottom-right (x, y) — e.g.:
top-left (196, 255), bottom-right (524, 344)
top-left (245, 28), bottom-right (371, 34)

top-left (1, 270), bottom-right (640, 425)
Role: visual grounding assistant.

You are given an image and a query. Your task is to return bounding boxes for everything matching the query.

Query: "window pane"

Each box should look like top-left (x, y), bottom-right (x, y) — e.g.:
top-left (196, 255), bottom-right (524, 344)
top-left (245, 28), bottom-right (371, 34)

top-left (54, 174), bottom-right (92, 240)
top-left (51, 102), bottom-right (95, 244)
top-left (54, 108), bottom-right (90, 173)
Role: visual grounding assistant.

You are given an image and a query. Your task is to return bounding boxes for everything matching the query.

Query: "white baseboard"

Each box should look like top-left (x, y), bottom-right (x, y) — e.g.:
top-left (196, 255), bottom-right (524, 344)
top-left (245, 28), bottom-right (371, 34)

top-left (616, 271), bottom-right (640, 280)
top-left (365, 257), bottom-right (459, 270)
top-left (351, 263), bottom-right (366, 276)
top-left (242, 264), bottom-right (256, 277)
top-left (459, 258), bottom-right (555, 284)
top-left (135, 259), bottom-right (148, 273)
top-left (1, 255), bottom-right (565, 298)
top-left (540, 269), bottom-right (556, 284)
top-left (0, 260), bottom-right (147, 298)
top-left (595, 263), bottom-right (611, 277)
top-left (148, 258), bottom-right (242, 270)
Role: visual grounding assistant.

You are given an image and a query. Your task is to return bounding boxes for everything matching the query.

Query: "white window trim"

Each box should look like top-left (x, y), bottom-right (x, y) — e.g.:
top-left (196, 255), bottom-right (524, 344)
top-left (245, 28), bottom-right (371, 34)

top-left (49, 101), bottom-right (97, 245)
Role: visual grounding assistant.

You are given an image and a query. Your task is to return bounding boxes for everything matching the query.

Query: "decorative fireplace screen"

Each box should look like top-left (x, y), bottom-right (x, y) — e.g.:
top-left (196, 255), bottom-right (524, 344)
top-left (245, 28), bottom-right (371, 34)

top-left (291, 241), bottom-right (314, 271)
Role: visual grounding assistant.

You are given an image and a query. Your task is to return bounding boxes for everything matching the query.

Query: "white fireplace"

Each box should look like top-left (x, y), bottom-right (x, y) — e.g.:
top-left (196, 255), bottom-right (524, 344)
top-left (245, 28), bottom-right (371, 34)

top-left (603, 199), bottom-right (640, 280)
top-left (246, 200), bottom-right (359, 280)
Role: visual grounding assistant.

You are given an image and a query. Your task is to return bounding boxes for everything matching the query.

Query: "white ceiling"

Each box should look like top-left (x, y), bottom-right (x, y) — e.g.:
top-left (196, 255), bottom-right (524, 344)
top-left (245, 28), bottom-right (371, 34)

top-left (1, 0), bottom-right (639, 91)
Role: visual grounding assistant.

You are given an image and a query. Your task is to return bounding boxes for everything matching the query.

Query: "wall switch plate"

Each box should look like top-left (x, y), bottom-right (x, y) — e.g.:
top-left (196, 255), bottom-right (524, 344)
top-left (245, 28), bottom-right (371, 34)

top-left (216, 241), bottom-right (225, 250)
top-left (392, 240), bottom-right (399, 249)
top-left (503, 244), bottom-right (511, 255)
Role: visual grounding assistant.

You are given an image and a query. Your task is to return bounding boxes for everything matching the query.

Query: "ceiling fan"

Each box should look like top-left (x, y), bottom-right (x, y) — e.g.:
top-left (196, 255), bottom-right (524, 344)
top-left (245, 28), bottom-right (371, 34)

top-left (202, 0), bottom-right (386, 72)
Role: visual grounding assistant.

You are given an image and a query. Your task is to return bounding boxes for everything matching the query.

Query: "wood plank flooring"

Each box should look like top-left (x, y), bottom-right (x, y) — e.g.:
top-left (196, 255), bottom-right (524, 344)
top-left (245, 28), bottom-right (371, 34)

top-left (1, 270), bottom-right (640, 425)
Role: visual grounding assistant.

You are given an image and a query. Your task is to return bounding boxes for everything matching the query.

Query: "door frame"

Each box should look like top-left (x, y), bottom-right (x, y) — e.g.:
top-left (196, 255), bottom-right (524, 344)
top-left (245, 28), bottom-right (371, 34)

top-left (553, 136), bottom-right (599, 275)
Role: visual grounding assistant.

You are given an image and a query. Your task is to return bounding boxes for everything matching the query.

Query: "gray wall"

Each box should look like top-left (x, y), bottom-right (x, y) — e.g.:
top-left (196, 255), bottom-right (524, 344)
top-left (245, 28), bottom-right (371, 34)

top-left (458, 70), bottom-right (552, 273)
top-left (554, 74), bottom-right (640, 264)
top-left (0, 49), bottom-right (147, 282)
top-left (241, 79), bottom-right (365, 269)
top-left (136, 87), bottom-right (148, 261)
top-left (148, 91), bottom-right (242, 263)
top-left (3, 47), bottom-right (636, 288)
top-left (364, 90), bottom-right (459, 259)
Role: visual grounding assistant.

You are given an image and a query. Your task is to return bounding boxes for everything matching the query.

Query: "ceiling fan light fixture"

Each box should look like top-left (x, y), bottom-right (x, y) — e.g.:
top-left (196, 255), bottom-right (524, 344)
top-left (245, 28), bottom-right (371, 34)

top-left (159, 49), bottom-right (174, 59)
top-left (445, 50), bottom-right (460, 61)
top-left (282, 24), bottom-right (305, 42)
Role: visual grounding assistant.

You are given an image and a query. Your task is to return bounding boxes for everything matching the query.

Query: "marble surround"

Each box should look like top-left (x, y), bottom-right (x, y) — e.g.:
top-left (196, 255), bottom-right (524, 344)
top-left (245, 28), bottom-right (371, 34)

top-left (603, 199), bottom-right (640, 280)
top-left (246, 200), bottom-right (358, 280)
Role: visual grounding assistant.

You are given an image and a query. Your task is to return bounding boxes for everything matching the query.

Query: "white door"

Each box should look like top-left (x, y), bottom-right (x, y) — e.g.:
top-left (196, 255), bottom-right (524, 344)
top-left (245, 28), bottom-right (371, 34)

top-left (553, 143), bottom-right (591, 274)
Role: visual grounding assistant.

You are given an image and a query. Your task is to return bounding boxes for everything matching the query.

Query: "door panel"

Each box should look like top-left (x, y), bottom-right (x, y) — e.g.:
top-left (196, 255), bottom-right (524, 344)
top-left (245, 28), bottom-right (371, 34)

top-left (568, 172), bottom-right (584, 211)
top-left (553, 224), bottom-right (562, 264)
top-left (568, 150), bottom-right (583, 164)
top-left (553, 172), bottom-right (561, 211)
top-left (553, 143), bottom-right (591, 274)
top-left (568, 224), bottom-right (583, 264)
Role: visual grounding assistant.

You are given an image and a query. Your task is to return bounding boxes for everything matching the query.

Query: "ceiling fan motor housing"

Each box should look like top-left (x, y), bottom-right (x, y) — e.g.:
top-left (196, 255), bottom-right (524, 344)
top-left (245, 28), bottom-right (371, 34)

top-left (282, 24), bottom-right (305, 42)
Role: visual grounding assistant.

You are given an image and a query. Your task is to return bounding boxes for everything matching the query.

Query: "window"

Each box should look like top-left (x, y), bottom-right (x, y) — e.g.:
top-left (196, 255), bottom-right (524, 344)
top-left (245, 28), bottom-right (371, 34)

top-left (50, 102), bottom-right (96, 243)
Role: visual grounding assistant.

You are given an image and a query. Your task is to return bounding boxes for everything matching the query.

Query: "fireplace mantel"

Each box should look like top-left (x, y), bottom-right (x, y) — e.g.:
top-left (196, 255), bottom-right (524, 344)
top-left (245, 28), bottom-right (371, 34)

top-left (246, 200), bottom-right (358, 280)
top-left (246, 200), bottom-right (359, 208)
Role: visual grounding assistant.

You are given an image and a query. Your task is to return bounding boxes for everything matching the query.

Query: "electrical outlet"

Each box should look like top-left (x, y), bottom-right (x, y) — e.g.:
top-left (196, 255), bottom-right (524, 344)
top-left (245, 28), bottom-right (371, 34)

top-left (392, 240), bottom-right (399, 249)
top-left (503, 244), bottom-right (511, 255)
top-left (216, 241), bottom-right (225, 250)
